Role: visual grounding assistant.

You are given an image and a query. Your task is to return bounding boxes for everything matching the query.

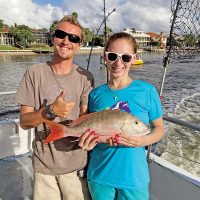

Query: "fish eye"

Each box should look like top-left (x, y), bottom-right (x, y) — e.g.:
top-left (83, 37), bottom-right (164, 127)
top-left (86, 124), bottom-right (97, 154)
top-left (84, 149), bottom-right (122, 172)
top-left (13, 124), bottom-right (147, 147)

top-left (135, 121), bottom-right (138, 125)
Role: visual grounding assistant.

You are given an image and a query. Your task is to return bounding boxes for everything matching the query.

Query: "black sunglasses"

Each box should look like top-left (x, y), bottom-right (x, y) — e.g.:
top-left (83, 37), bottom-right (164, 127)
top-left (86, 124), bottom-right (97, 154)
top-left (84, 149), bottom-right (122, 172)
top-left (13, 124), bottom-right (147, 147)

top-left (105, 52), bottom-right (134, 63)
top-left (54, 29), bottom-right (81, 43)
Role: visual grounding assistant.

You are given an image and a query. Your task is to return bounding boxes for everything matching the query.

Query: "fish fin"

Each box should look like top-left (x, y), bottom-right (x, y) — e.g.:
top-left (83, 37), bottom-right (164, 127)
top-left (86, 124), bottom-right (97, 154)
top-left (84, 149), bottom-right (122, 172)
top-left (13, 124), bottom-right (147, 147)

top-left (43, 120), bottom-right (66, 144)
top-left (68, 112), bottom-right (97, 127)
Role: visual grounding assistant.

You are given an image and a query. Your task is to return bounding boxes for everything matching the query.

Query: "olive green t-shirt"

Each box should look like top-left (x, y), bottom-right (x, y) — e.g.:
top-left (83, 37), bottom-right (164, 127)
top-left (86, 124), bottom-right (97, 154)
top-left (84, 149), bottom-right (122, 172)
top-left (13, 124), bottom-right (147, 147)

top-left (15, 62), bottom-right (94, 175)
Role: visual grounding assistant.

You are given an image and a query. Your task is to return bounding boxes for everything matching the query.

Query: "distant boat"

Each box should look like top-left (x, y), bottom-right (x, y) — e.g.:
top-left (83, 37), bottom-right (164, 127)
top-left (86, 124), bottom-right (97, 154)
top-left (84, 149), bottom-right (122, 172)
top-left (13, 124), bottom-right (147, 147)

top-left (132, 54), bottom-right (144, 65)
top-left (132, 58), bottom-right (144, 65)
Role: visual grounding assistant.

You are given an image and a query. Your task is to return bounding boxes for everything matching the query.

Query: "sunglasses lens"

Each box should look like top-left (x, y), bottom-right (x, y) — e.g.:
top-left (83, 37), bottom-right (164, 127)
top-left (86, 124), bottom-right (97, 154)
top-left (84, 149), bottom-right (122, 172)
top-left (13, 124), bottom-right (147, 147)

top-left (107, 52), bottom-right (118, 62)
top-left (54, 30), bottom-right (81, 43)
top-left (68, 34), bottom-right (81, 43)
top-left (122, 54), bottom-right (132, 62)
top-left (55, 30), bottom-right (66, 39)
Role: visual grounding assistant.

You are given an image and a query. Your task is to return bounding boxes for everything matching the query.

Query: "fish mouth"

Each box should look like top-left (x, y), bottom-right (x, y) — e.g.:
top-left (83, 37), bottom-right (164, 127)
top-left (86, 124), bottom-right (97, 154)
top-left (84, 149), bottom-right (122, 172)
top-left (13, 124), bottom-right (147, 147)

top-left (146, 125), bottom-right (151, 133)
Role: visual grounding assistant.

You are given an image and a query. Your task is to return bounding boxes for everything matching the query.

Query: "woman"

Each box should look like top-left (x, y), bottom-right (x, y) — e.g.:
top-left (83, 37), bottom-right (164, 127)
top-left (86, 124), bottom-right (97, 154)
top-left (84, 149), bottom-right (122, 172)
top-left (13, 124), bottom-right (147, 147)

top-left (79, 32), bottom-right (164, 200)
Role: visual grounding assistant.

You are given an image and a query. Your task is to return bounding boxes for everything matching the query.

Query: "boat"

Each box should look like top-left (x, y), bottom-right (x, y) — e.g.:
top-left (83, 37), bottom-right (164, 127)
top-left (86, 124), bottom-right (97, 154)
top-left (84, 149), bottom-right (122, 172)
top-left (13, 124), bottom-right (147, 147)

top-left (132, 54), bottom-right (144, 66)
top-left (0, 91), bottom-right (200, 200)
top-left (132, 58), bottom-right (144, 65)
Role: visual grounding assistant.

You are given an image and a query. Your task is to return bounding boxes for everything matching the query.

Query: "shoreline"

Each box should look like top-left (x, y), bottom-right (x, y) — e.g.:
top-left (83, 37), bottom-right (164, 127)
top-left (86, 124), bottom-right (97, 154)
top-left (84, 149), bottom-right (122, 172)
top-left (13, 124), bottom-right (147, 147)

top-left (0, 48), bottom-right (104, 56)
top-left (0, 48), bottom-right (165, 56)
top-left (0, 51), bottom-right (38, 56)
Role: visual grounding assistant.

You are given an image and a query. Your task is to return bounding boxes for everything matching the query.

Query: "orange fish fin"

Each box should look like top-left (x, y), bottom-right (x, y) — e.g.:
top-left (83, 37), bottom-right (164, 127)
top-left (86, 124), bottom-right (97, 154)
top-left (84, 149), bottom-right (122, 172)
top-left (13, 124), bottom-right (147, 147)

top-left (43, 121), bottom-right (66, 144)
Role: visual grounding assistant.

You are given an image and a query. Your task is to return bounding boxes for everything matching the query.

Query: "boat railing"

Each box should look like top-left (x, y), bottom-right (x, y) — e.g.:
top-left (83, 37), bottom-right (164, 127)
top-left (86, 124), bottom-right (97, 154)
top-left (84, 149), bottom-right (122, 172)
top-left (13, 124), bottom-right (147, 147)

top-left (0, 91), bottom-right (17, 95)
top-left (147, 113), bottom-right (200, 159)
top-left (163, 115), bottom-right (200, 132)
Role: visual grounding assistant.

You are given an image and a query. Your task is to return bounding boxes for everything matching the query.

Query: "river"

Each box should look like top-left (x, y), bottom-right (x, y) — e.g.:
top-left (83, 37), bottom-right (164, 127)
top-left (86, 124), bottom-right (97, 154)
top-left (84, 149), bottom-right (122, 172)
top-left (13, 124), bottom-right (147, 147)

top-left (0, 52), bottom-right (200, 176)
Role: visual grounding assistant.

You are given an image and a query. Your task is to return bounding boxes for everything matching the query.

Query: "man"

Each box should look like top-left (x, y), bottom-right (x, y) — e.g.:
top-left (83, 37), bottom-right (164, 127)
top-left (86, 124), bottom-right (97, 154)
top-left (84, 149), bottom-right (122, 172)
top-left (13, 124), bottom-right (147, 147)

top-left (15, 15), bottom-right (94, 200)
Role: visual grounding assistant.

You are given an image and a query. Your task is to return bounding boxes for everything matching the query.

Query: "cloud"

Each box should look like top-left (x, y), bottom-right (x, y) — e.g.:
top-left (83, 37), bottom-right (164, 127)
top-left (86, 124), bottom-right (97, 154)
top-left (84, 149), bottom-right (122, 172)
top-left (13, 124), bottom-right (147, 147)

top-left (62, 0), bottom-right (171, 33)
top-left (0, 0), bottom-right (63, 29)
top-left (0, 0), bottom-right (171, 33)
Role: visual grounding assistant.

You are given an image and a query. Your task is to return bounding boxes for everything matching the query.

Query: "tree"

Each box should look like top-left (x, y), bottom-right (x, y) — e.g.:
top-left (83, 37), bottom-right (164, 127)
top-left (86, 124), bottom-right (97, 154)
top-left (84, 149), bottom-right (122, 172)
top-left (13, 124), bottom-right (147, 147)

top-left (183, 34), bottom-right (197, 47)
top-left (104, 26), bottom-right (113, 42)
top-left (0, 20), bottom-right (4, 32)
top-left (49, 20), bottom-right (59, 35)
top-left (83, 28), bottom-right (94, 46)
top-left (72, 12), bottom-right (78, 20)
top-left (10, 25), bottom-right (35, 48)
top-left (37, 28), bottom-right (48, 32)
top-left (93, 35), bottom-right (104, 46)
top-left (131, 28), bottom-right (136, 33)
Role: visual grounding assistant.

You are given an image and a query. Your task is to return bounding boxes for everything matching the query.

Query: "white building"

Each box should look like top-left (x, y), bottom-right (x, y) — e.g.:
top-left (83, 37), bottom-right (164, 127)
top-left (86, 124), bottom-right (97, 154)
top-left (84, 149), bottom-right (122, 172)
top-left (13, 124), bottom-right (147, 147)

top-left (123, 28), bottom-right (151, 48)
top-left (0, 32), bottom-right (15, 46)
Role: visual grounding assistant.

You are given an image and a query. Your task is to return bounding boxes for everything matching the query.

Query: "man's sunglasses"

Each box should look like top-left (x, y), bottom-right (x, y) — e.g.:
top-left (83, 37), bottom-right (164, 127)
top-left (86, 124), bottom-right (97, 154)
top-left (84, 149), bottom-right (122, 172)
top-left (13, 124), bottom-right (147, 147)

top-left (54, 29), bottom-right (81, 43)
top-left (105, 52), bottom-right (134, 63)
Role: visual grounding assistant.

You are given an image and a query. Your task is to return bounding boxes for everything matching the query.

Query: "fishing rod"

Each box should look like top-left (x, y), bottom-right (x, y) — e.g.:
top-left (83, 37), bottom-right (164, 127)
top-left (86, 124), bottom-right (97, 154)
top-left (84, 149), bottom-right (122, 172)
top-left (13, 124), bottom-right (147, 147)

top-left (86, 8), bottom-right (116, 71)
top-left (159, 0), bottom-right (181, 100)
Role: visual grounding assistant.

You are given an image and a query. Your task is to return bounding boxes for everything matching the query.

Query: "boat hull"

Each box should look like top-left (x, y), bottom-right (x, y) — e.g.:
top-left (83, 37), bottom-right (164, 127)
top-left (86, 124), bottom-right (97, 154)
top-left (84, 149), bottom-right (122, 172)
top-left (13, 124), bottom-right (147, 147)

top-left (132, 59), bottom-right (144, 65)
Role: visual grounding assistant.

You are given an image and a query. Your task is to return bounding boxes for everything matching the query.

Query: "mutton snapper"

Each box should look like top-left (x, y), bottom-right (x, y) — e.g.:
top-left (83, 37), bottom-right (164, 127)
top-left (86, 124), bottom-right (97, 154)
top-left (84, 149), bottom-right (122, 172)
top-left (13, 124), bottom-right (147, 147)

top-left (43, 109), bottom-right (151, 144)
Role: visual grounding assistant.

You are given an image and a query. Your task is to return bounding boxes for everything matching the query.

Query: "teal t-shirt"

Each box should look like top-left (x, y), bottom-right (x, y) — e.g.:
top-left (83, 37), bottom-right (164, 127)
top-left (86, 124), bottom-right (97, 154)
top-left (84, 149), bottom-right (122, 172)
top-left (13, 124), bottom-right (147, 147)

top-left (87, 80), bottom-right (163, 189)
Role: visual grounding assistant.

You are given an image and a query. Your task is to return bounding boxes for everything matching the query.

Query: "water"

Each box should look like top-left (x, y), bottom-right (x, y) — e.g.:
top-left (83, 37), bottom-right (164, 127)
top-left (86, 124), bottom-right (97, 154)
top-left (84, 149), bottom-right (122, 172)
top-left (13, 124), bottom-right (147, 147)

top-left (0, 52), bottom-right (200, 176)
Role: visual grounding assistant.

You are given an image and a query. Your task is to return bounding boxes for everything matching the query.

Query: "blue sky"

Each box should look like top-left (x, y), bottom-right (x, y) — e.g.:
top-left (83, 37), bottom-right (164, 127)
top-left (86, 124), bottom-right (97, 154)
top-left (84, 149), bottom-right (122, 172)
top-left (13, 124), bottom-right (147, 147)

top-left (33, 0), bottom-right (64, 7)
top-left (0, 0), bottom-right (171, 33)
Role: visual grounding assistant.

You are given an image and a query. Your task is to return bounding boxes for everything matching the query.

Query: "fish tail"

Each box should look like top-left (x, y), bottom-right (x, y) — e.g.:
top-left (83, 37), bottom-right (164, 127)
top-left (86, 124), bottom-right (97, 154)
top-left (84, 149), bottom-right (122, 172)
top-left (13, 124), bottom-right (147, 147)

top-left (43, 121), bottom-right (67, 144)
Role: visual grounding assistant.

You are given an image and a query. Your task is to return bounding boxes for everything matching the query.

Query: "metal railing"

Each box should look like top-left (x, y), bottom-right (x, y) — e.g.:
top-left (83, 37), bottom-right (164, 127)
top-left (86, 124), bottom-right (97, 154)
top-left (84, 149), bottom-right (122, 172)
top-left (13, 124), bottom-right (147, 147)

top-left (147, 114), bottom-right (200, 161)
top-left (163, 115), bottom-right (200, 132)
top-left (0, 91), bottom-right (16, 95)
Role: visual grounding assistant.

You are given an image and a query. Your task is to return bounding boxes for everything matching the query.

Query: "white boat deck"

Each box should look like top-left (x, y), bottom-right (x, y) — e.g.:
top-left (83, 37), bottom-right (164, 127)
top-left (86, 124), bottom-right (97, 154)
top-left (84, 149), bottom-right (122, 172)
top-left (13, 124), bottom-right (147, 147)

top-left (0, 152), bottom-right (33, 200)
top-left (1, 151), bottom-right (200, 200)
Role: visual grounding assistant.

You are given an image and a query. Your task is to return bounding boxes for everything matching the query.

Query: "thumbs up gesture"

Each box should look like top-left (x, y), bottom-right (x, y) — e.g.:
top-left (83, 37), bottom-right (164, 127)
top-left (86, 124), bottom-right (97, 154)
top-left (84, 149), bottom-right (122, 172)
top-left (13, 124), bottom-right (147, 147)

top-left (51, 90), bottom-right (75, 118)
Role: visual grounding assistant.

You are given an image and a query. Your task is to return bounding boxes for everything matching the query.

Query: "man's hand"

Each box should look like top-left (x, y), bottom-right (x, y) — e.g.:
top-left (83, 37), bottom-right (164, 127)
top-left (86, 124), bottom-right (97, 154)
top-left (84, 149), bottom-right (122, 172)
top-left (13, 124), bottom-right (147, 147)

top-left (51, 90), bottom-right (75, 118)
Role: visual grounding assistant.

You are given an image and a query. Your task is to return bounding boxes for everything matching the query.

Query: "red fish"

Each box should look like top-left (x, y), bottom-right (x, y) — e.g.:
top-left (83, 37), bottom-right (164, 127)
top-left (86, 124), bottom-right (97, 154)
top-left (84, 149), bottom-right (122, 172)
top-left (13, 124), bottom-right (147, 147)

top-left (43, 109), bottom-right (151, 144)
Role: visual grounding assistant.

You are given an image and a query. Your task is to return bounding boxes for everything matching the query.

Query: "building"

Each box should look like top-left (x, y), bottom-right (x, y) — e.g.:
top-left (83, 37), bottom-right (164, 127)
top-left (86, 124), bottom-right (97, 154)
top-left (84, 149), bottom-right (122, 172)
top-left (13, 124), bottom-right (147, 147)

top-left (0, 27), bottom-right (15, 46)
top-left (32, 29), bottom-right (51, 45)
top-left (146, 32), bottom-right (168, 49)
top-left (0, 26), bottom-right (51, 46)
top-left (123, 28), bottom-right (151, 48)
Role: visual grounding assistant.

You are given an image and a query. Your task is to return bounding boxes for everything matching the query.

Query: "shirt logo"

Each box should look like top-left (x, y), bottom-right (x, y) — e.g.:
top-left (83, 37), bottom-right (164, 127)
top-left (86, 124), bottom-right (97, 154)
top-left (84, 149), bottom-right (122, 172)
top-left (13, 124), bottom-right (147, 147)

top-left (109, 101), bottom-right (131, 113)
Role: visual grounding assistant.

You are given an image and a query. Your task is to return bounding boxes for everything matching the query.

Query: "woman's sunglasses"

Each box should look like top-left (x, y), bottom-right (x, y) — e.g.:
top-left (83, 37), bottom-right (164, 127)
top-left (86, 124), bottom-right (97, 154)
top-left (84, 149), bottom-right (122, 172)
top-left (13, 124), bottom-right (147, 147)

top-left (105, 52), bottom-right (134, 63)
top-left (54, 29), bottom-right (81, 43)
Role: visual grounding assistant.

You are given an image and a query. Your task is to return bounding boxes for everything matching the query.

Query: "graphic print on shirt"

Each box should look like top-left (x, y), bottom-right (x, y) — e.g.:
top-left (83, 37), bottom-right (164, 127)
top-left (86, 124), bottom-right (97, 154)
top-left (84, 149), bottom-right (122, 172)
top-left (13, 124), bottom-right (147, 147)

top-left (109, 101), bottom-right (131, 113)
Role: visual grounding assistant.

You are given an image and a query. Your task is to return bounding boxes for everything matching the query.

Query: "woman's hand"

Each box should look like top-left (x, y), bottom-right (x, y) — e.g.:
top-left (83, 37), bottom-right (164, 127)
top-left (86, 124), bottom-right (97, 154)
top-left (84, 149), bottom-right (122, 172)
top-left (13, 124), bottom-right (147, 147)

top-left (79, 129), bottom-right (99, 151)
top-left (116, 117), bottom-right (164, 147)
top-left (106, 134), bottom-right (121, 146)
top-left (116, 135), bottom-right (147, 147)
